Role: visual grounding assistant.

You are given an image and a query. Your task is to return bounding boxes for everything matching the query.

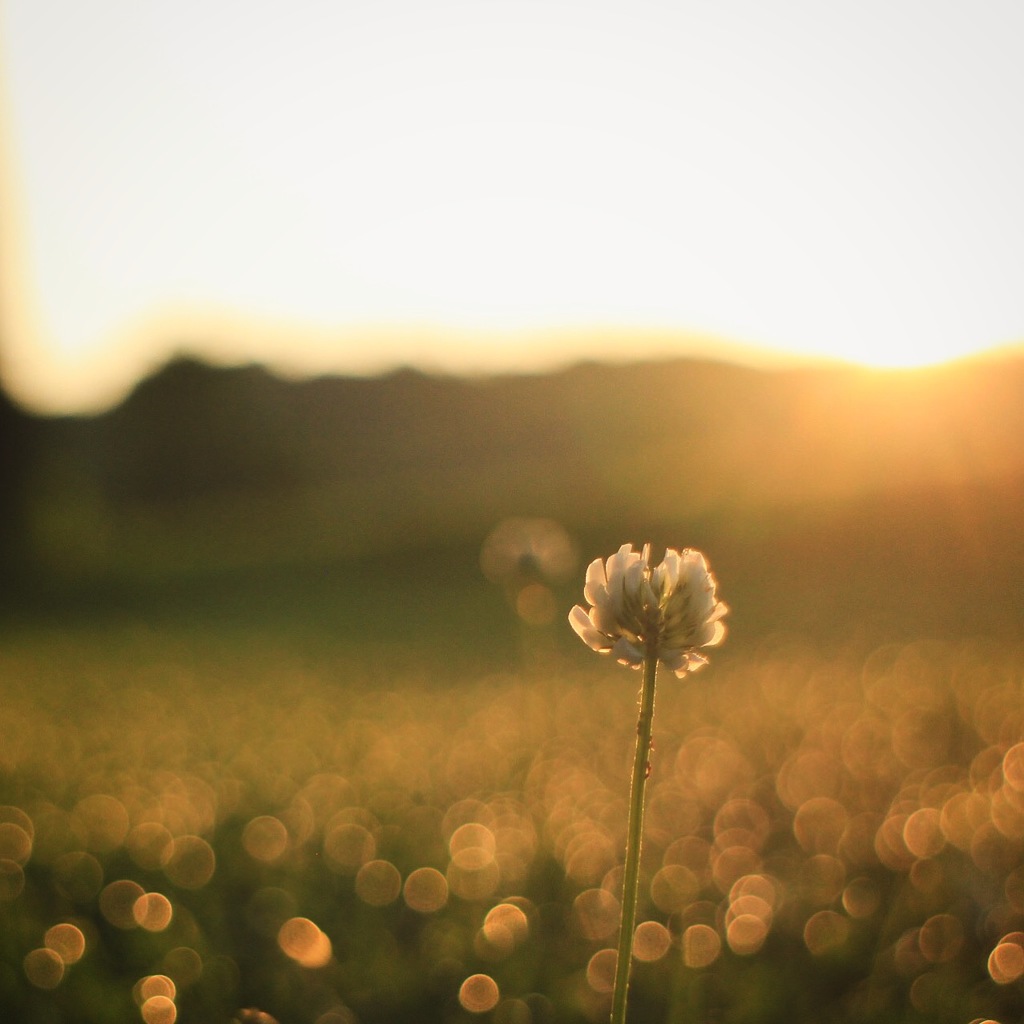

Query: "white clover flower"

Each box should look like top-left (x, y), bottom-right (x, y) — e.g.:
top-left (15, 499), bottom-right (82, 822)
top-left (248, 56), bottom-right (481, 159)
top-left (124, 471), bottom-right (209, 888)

top-left (568, 543), bottom-right (728, 675)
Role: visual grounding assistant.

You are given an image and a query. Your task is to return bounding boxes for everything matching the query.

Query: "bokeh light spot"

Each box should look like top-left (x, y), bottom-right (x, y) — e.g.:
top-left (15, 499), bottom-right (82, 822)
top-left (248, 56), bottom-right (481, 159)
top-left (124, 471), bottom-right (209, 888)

top-left (712, 844), bottom-right (762, 894)
top-left (776, 751), bottom-right (841, 810)
top-left (726, 913), bottom-right (768, 955)
top-left (1003, 743), bottom-right (1024, 791)
top-left (729, 873), bottom-right (779, 908)
top-left (141, 995), bottom-right (177, 1024)
top-left (939, 791), bottom-right (989, 851)
top-left (682, 924), bottom-right (721, 968)
top-left (449, 823), bottom-right (497, 867)
top-left (842, 876), bottom-right (881, 919)
top-left (726, 895), bottom-right (773, 930)
top-left (800, 854), bottom-right (846, 906)
top-left (987, 937), bottom-right (1024, 983)
top-left (447, 857), bottom-right (501, 901)
top-left (989, 939), bottom-right (1024, 984)
top-left (134, 892), bottom-right (174, 932)
top-left (126, 822), bottom-right (175, 871)
top-left (355, 859), bottom-right (402, 907)
top-left (44, 923), bottom-right (86, 964)
top-left (874, 814), bottom-right (915, 870)
top-left (650, 864), bottom-right (699, 913)
top-left (242, 816), bottom-right (290, 864)
top-left (486, 902), bottom-right (529, 942)
top-left (135, 975), bottom-right (177, 1003)
top-left (24, 947), bottom-right (64, 989)
top-left (278, 917), bottom-right (332, 968)
top-left (633, 921), bottom-right (672, 962)
top-left (99, 879), bottom-right (146, 929)
top-left (480, 902), bottom-right (530, 957)
top-left (585, 949), bottom-right (617, 993)
top-left (480, 517), bottom-right (577, 585)
top-left (918, 913), bottom-right (964, 963)
top-left (903, 807), bottom-right (945, 859)
top-left (403, 867), bottom-right (449, 913)
top-left (0, 821), bottom-right (33, 864)
top-left (323, 822), bottom-right (376, 873)
top-left (573, 888), bottom-right (620, 941)
top-left (0, 805), bottom-right (34, 839)
top-left (803, 910), bottom-right (850, 955)
top-left (459, 973), bottom-right (500, 1013)
top-left (70, 794), bottom-right (130, 853)
top-left (162, 835), bottom-right (216, 889)
top-left (793, 797), bottom-right (848, 855)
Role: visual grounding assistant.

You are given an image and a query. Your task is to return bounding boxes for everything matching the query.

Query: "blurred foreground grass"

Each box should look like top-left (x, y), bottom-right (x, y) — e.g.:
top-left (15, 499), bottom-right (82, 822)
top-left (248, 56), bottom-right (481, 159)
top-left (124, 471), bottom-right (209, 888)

top-left (4, 603), bottom-right (1024, 1024)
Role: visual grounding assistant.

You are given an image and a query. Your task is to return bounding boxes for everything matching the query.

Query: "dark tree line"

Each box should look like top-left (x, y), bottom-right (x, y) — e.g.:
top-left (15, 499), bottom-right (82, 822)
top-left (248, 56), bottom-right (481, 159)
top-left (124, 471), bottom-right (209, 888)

top-left (0, 381), bottom-right (34, 590)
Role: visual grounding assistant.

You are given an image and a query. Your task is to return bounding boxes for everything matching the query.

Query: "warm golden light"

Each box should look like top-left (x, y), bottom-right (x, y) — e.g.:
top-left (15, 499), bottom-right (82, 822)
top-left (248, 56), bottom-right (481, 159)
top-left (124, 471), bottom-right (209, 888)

top-left (134, 892), bottom-right (174, 932)
top-left (23, 948), bottom-right (64, 989)
top-left (6, 628), bottom-right (1024, 1020)
top-left (277, 917), bottom-right (332, 969)
top-left (44, 923), bottom-right (86, 965)
top-left (3, 2), bottom-right (1022, 414)
top-left (459, 973), bottom-right (500, 1013)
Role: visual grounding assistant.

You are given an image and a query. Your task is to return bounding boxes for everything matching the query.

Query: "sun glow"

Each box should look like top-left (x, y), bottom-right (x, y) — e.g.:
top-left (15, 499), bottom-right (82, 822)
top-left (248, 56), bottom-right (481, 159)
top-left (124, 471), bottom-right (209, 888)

top-left (785, 335), bottom-right (1001, 372)
top-left (2, 0), bottom-right (1023, 412)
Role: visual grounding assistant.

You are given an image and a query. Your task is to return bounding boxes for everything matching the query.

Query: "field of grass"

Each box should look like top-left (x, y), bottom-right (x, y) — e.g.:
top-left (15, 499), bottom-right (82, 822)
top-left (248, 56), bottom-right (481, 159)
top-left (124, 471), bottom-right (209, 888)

top-left (3, 602), bottom-right (1024, 1024)
top-left (4, 354), bottom-right (1024, 1022)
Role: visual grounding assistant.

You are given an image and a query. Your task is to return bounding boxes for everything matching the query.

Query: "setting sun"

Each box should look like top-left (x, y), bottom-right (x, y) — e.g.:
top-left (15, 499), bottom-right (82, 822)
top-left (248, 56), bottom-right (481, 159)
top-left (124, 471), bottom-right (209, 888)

top-left (776, 333), bottom-right (1001, 371)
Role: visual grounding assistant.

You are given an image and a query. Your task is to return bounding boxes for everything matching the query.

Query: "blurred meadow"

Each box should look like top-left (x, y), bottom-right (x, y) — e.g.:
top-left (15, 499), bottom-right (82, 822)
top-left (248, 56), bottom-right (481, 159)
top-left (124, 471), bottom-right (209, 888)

top-left (3, 353), bottom-right (1024, 1023)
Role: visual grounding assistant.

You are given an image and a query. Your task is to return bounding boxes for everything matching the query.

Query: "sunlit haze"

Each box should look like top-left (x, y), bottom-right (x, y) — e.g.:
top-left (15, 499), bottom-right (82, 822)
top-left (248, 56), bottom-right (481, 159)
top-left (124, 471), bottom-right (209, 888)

top-left (3, 0), bottom-right (1024, 413)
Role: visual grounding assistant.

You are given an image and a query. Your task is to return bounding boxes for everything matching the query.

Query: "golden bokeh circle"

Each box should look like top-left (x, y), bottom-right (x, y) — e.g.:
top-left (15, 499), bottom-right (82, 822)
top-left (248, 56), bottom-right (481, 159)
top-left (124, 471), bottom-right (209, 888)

top-left (682, 924), bottom-right (721, 968)
top-left (459, 973), bottom-right (500, 1013)
top-left (403, 867), bottom-right (448, 913)
top-left (44, 923), bottom-right (86, 964)
top-left (162, 835), bottom-right (216, 890)
top-left (803, 910), bottom-right (850, 956)
top-left (354, 859), bottom-right (402, 907)
top-left (278, 917), bottom-right (332, 969)
top-left (988, 939), bottom-right (1024, 984)
top-left (633, 921), bottom-right (672, 962)
top-left (99, 879), bottom-right (146, 929)
top-left (24, 947), bottom-right (65, 989)
top-left (242, 816), bottom-right (290, 864)
top-left (141, 994), bottom-right (177, 1024)
top-left (134, 892), bottom-right (175, 932)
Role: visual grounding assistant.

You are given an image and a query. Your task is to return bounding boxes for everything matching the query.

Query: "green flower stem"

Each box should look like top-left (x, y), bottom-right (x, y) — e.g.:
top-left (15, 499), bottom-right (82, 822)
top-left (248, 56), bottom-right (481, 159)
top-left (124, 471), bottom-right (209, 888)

top-left (610, 643), bottom-right (659, 1024)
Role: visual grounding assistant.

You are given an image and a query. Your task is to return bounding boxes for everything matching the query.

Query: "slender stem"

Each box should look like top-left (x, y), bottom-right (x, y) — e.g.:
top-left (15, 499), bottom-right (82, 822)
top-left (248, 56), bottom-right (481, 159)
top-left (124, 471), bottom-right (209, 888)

top-left (610, 644), bottom-right (659, 1024)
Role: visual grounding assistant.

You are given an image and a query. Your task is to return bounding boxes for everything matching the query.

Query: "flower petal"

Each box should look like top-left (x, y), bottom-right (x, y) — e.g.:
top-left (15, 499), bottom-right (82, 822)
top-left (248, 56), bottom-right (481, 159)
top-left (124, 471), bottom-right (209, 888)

top-left (591, 598), bottom-right (623, 637)
top-left (583, 557), bottom-right (609, 607)
top-left (611, 636), bottom-right (644, 668)
top-left (569, 604), bottom-right (612, 652)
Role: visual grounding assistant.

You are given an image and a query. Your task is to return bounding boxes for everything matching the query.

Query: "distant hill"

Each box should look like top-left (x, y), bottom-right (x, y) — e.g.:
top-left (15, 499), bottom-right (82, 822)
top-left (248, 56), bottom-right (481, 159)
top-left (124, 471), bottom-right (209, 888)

top-left (9, 352), bottom-right (1024, 644)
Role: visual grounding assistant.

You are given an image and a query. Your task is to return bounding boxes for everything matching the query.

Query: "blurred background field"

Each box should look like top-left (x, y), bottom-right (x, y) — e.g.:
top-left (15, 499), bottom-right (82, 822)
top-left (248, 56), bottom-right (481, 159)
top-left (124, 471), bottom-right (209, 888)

top-left (2, 353), bottom-right (1024, 1023)
top-left (5, 352), bottom-right (1024, 643)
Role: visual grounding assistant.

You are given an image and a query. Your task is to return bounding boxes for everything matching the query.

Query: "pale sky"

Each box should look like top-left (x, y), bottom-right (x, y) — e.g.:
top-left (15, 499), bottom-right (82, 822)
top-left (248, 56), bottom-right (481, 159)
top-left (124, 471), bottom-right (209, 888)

top-left (3, 0), bottom-right (1023, 413)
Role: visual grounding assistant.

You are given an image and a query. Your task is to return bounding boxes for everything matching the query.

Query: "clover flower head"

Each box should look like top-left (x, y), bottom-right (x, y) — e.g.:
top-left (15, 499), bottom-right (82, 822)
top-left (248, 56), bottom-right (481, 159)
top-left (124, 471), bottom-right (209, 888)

top-left (568, 543), bottom-right (728, 675)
